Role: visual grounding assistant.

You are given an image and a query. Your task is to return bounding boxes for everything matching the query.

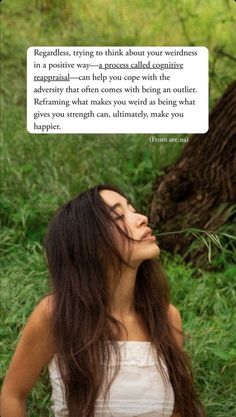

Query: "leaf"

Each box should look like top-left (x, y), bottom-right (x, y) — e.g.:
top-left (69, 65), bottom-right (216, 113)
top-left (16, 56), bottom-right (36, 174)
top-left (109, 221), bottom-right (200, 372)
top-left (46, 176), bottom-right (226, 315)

top-left (219, 233), bottom-right (236, 240)
top-left (155, 227), bottom-right (236, 264)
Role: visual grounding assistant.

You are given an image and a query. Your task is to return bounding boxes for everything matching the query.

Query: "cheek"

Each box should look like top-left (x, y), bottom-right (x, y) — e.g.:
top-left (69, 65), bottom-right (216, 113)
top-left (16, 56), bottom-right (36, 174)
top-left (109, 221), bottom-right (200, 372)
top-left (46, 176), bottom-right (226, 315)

top-left (114, 228), bottom-right (133, 259)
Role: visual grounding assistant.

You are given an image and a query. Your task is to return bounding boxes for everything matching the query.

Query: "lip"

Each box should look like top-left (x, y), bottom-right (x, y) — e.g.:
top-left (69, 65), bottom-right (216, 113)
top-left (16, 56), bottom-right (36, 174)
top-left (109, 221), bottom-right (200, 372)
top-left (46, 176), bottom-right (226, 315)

top-left (141, 228), bottom-right (156, 241)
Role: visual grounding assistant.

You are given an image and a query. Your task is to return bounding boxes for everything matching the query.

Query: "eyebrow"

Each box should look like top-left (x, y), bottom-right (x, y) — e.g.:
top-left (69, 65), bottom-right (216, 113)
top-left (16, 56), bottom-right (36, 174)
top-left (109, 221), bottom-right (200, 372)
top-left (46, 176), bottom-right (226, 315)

top-left (109, 199), bottom-right (131, 212)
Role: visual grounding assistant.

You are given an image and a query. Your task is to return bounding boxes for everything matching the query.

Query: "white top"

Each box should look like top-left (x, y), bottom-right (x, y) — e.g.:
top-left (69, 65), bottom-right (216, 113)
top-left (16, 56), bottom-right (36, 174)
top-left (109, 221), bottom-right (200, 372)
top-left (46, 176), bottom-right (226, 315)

top-left (48, 341), bottom-right (175, 417)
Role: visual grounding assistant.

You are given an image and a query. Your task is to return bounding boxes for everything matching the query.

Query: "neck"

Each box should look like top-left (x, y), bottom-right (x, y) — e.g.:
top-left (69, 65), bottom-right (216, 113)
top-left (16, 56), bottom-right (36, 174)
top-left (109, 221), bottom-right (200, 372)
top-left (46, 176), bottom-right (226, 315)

top-left (108, 266), bottom-right (138, 319)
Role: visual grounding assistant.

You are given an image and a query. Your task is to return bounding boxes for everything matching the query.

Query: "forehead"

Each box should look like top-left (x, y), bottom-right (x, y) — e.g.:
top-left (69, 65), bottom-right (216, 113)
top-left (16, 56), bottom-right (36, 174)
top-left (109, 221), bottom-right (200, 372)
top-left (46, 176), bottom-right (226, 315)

top-left (99, 189), bottom-right (126, 207)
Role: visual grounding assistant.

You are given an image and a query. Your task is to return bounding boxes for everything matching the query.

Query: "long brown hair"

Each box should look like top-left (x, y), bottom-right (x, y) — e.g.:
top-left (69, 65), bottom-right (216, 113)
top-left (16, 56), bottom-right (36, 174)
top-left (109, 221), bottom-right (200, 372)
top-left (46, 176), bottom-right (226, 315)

top-left (45, 184), bottom-right (205, 417)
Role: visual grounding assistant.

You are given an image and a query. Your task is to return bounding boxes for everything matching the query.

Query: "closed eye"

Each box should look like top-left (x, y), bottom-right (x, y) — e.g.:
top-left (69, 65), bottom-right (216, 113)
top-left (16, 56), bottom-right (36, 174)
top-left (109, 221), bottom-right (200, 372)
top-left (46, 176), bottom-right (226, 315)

top-left (114, 213), bottom-right (125, 220)
top-left (109, 200), bottom-right (137, 220)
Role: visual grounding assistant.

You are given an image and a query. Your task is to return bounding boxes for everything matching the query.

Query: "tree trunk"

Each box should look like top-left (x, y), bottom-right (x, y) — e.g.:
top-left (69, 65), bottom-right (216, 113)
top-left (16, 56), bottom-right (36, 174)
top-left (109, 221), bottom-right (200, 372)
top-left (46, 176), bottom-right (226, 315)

top-left (150, 80), bottom-right (236, 267)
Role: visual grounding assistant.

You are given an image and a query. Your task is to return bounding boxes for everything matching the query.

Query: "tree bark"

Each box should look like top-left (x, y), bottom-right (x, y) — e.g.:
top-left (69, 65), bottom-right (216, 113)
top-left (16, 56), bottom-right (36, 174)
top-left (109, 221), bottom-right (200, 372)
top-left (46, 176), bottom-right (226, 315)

top-left (150, 80), bottom-right (236, 267)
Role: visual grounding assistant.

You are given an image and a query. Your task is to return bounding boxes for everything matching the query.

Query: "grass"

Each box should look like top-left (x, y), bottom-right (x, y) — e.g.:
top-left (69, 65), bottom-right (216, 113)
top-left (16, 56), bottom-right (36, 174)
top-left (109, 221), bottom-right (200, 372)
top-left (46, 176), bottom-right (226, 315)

top-left (156, 227), bottom-right (236, 265)
top-left (1, 244), bottom-right (236, 416)
top-left (164, 254), bottom-right (236, 417)
top-left (1, 0), bottom-right (236, 416)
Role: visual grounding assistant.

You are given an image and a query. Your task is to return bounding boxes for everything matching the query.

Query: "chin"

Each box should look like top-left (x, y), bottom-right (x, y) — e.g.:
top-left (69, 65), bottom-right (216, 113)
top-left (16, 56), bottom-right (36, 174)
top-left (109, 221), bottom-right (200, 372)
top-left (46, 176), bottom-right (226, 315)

top-left (148, 243), bottom-right (160, 259)
top-left (132, 243), bottom-right (160, 266)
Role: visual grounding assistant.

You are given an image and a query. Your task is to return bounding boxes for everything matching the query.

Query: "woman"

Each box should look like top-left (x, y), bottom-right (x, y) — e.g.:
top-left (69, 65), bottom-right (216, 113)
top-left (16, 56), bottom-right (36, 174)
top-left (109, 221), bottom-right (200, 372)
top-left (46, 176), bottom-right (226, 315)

top-left (1, 184), bottom-right (205, 417)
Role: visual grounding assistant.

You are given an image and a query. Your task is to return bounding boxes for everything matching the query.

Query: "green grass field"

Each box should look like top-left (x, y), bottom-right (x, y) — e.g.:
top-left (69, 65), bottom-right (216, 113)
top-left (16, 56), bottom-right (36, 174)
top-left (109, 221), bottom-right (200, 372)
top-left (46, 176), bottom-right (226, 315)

top-left (1, 1), bottom-right (236, 416)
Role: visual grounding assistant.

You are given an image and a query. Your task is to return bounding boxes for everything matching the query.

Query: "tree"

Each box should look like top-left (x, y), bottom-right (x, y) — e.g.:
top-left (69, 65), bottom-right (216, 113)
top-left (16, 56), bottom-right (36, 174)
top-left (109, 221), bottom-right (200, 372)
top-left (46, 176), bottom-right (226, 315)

top-left (150, 80), bottom-right (236, 267)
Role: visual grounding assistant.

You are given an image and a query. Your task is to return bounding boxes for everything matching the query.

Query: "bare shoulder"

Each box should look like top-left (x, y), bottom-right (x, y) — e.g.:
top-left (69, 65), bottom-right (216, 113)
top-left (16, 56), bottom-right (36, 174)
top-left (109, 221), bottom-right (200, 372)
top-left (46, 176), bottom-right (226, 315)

top-left (35, 294), bottom-right (54, 318)
top-left (167, 304), bottom-right (184, 348)
top-left (27, 294), bottom-right (54, 330)
top-left (167, 304), bottom-right (182, 326)
top-left (1, 295), bottom-right (56, 399)
top-left (13, 294), bottom-right (56, 360)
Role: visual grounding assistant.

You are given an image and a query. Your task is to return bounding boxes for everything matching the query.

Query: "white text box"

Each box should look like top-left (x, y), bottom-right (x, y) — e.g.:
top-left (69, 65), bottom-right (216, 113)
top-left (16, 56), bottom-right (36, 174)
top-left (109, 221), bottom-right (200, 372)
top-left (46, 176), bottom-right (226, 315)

top-left (27, 46), bottom-right (208, 134)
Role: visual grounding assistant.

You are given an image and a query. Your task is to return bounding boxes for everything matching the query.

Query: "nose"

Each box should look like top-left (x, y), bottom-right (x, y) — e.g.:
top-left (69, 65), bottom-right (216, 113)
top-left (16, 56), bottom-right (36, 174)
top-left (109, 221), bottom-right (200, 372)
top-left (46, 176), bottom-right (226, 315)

top-left (136, 213), bottom-right (149, 227)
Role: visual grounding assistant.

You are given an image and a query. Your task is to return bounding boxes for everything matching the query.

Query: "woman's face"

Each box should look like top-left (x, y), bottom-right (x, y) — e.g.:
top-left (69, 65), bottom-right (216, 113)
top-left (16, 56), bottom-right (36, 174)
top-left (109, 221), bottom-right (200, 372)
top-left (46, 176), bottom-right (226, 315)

top-left (100, 189), bottom-right (160, 268)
